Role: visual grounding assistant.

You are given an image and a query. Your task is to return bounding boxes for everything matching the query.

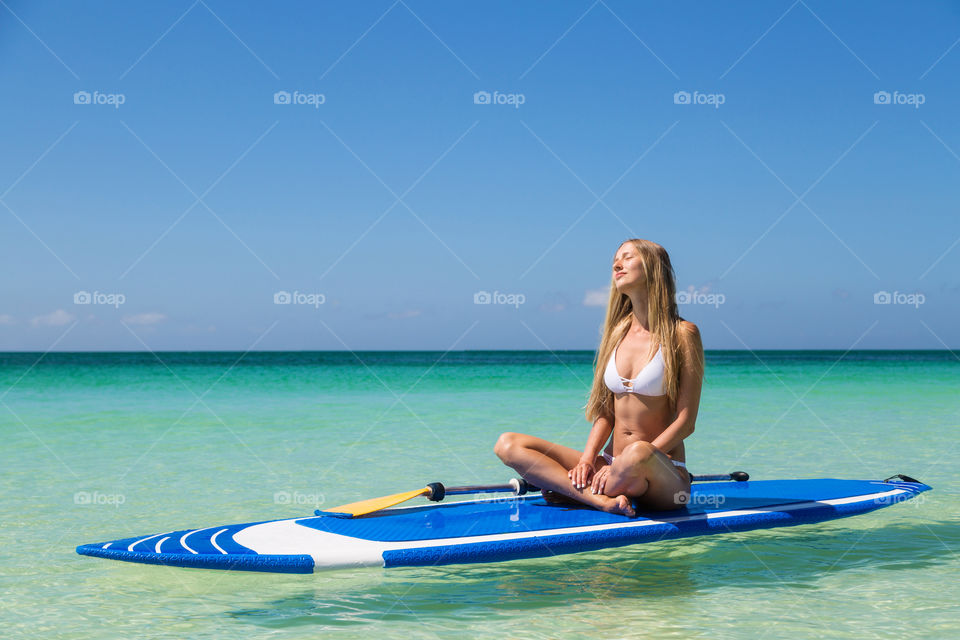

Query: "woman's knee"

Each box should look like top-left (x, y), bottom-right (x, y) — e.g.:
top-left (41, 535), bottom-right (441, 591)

top-left (620, 440), bottom-right (656, 466)
top-left (604, 442), bottom-right (655, 496)
top-left (494, 432), bottom-right (519, 461)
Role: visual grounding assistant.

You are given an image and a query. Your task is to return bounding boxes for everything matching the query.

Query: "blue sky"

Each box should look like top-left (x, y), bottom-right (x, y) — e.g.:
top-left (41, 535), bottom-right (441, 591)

top-left (1, 1), bottom-right (958, 351)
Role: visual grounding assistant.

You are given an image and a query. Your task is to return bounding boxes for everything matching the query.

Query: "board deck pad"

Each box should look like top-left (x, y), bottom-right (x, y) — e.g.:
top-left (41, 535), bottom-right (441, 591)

top-left (76, 478), bottom-right (930, 574)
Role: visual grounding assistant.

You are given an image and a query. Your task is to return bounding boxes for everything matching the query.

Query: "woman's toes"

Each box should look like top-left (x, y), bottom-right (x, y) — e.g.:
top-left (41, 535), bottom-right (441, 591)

top-left (606, 495), bottom-right (635, 517)
top-left (599, 494), bottom-right (635, 517)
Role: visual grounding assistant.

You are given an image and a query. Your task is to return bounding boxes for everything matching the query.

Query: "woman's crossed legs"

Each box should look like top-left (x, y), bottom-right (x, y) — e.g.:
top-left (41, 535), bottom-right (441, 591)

top-left (494, 432), bottom-right (690, 516)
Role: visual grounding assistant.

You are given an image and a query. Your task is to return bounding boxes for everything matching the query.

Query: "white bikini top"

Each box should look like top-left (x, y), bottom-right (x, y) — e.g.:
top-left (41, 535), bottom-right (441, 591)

top-left (603, 338), bottom-right (666, 396)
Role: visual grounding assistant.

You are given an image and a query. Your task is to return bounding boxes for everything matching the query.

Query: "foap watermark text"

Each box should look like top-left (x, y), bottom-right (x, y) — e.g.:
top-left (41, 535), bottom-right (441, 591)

top-left (675, 492), bottom-right (725, 508)
top-left (74, 291), bottom-right (125, 308)
top-left (274, 90), bottom-right (325, 108)
top-left (74, 491), bottom-right (126, 506)
top-left (274, 490), bottom-right (325, 507)
top-left (674, 90), bottom-right (725, 108)
top-left (676, 289), bottom-right (725, 308)
top-left (74, 90), bottom-right (125, 109)
top-left (274, 290), bottom-right (325, 308)
top-left (474, 90), bottom-right (525, 108)
top-left (474, 290), bottom-right (525, 308)
top-left (874, 290), bottom-right (925, 308)
top-left (873, 90), bottom-right (925, 108)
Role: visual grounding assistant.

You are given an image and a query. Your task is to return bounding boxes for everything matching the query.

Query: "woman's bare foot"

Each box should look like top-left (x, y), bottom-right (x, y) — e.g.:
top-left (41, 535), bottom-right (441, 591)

top-left (598, 494), bottom-right (636, 517)
top-left (541, 489), bottom-right (634, 516)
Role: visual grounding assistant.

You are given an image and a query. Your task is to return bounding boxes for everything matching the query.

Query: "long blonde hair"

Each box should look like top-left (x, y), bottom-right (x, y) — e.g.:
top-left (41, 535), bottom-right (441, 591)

top-left (584, 239), bottom-right (702, 422)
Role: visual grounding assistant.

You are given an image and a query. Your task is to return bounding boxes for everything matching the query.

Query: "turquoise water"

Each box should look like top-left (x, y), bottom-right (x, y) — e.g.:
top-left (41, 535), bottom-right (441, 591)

top-left (2, 351), bottom-right (957, 639)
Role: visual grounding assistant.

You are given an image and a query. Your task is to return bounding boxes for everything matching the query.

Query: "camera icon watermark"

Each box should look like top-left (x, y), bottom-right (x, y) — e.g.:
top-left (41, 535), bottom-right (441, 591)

top-left (676, 288), bottom-right (725, 308)
top-left (274, 290), bottom-right (325, 308)
top-left (673, 90), bottom-right (725, 109)
top-left (474, 290), bottom-right (526, 308)
top-left (274, 90), bottom-right (325, 109)
top-left (74, 290), bottom-right (126, 308)
top-left (73, 90), bottom-right (126, 109)
top-left (873, 90), bottom-right (925, 108)
top-left (473, 90), bottom-right (525, 109)
top-left (873, 290), bottom-right (925, 308)
top-left (74, 491), bottom-right (126, 506)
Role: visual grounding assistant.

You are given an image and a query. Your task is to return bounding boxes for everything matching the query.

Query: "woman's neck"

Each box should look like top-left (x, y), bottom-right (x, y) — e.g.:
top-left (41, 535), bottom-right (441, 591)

top-left (626, 292), bottom-right (650, 333)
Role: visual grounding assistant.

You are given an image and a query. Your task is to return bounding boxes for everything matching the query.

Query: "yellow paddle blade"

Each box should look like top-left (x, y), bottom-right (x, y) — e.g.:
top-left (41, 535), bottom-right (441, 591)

top-left (331, 487), bottom-right (432, 517)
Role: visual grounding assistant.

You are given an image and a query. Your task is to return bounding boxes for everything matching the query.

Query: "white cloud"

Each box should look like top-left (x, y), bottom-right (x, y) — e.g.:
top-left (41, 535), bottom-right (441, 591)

top-left (0, 314), bottom-right (15, 325)
top-left (31, 309), bottom-right (75, 327)
top-left (583, 288), bottom-right (609, 307)
top-left (122, 312), bottom-right (166, 325)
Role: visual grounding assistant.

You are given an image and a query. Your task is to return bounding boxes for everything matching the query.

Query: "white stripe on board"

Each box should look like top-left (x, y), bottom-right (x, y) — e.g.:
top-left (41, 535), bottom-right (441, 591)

top-left (128, 533), bottom-right (166, 552)
top-left (180, 526), bottom-right (223, 554)
top-left (210, 528), bottom-right (229, 555)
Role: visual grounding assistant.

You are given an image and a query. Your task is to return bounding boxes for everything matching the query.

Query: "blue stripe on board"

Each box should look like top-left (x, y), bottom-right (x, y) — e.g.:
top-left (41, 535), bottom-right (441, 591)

top-left (75, 544), bottom-right (314, 573)
top-left (382, 485), bottom-right (928, 568)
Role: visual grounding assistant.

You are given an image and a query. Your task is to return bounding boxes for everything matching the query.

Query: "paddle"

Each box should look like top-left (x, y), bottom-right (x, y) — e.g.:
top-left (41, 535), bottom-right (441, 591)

top-left (323, 479), bottom-right (534, 517)
top-left (322, 472), bottom-right (749, 517)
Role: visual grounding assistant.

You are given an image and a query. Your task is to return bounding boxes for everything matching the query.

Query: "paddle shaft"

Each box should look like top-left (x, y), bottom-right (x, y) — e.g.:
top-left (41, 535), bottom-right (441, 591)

top-left (434, 472), bottom-right (749, 500)
top-left (427, 478), bottom-right (533, 501)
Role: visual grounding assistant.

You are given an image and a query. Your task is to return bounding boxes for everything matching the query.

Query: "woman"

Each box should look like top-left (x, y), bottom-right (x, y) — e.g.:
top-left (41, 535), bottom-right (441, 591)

top-left (495, 239), bottom-right (704, 516)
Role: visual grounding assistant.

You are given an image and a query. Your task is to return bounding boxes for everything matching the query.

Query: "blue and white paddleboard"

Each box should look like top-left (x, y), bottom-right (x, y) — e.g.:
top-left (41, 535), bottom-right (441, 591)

top-left (76, 477), bottom-right (930, 574)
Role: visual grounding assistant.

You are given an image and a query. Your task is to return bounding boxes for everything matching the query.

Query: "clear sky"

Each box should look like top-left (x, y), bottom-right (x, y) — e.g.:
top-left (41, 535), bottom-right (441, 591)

top-left (1, 1), bottom-right (958, 351)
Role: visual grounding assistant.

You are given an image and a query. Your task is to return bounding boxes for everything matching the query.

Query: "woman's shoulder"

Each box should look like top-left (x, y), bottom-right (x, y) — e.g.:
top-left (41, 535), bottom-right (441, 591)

top-left (677, 319), bottom-right (700, 338)
top-left (676, 320), bottom-right (702, 350)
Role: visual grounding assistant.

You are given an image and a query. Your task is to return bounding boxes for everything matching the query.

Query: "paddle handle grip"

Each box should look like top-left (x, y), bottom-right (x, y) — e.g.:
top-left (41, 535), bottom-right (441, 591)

top-left (691, 471), bottom-right (749, 482)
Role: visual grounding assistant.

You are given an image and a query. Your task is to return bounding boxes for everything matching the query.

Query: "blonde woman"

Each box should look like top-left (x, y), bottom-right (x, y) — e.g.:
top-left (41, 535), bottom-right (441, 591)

top-left (495, 239), bottom-right (704, 516)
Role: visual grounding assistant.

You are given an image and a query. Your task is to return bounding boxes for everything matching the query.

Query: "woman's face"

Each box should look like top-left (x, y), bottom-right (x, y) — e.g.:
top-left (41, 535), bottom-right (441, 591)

top-left (612, 243), bottom-right (644, 292)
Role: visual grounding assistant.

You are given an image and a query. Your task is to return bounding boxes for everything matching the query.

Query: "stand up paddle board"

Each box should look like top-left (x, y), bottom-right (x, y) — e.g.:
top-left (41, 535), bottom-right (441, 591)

top-left (76, 476), bottom-right (930, 574)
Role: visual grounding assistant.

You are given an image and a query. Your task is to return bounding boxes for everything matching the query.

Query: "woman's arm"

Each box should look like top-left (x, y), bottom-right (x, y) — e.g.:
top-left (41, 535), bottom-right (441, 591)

top-left (580, 415), bottom-right (614, 463)
top-left (650, 322), bottom-right (703, 455)
top-left (569, 415), bottom-right (614, 489)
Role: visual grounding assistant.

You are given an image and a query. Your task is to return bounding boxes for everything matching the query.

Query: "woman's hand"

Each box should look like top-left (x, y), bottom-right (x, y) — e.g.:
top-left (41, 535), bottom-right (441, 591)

top-left (591, 465), bottom-right (612, 496)
top-left (568, 460), bottom-right (595, 490)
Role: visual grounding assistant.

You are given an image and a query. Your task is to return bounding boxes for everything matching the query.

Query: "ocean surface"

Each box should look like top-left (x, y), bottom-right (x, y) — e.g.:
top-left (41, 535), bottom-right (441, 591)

top-left (1, 350), bottom-right (957, 639)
